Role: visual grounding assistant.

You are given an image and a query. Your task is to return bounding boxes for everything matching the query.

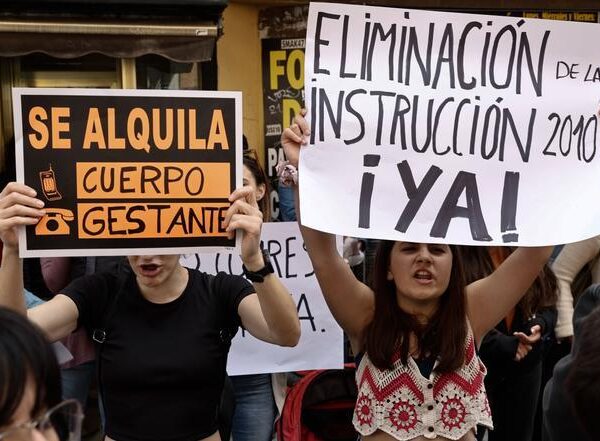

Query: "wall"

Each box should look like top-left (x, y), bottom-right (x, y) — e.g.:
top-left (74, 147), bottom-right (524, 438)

top-left (218, 2), bottom-right (264, 160)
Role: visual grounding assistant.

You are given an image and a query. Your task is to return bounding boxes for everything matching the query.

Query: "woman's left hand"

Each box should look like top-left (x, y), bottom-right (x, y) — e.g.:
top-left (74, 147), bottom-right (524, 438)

top-left (513, 324), bottom-right (542, 361)
top-left (224, 185), bottom-right (264, 270)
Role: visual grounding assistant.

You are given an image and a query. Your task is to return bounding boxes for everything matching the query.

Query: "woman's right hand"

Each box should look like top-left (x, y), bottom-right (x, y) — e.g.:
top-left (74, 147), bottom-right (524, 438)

top-left (0, 182), bottom-right (45, 250)
top-left (281, 108), bottom-right (310, 168)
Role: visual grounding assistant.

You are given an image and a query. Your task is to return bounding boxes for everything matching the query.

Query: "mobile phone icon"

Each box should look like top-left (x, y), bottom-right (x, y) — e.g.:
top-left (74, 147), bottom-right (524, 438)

top-left (39, 165), bottom-right (62, 201)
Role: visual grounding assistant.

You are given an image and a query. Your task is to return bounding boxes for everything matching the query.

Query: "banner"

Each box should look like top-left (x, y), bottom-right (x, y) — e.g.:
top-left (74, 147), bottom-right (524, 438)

top-left (303, 3), bottom-right (600, 246)
top-left (12, 88), bottom-right (242, 257)
top-left (180, 222), bottom-right (344, 375)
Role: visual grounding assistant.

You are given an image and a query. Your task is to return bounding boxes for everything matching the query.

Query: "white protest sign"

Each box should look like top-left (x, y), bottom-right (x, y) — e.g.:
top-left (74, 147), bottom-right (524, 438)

top-left (303, 3), bottom-right (600, 246)
top-left (180, 222), bottom-right (344, 375)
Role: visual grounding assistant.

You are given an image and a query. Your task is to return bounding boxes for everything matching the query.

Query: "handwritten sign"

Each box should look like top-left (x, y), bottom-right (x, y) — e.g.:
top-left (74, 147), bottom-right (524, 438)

top-left (302, 3), bottom-right (600, 246)
top-left (12, 88), bottom-right (242, 257)
top-left (180, 222), bottom-right (344, 375)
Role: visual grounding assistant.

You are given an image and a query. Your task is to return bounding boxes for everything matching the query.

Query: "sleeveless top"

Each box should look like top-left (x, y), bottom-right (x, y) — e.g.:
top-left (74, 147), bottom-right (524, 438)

top-left (353, 326), bottom-right (493, 440)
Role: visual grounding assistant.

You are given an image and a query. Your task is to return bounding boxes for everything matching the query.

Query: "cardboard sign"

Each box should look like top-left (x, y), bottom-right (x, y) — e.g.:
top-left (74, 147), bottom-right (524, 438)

top-left (180, 222), bottom-right (344, 375)
top-left (12, 88), bottom-right (242, 257)
top-left (302, 3), bottom-right (600, 246)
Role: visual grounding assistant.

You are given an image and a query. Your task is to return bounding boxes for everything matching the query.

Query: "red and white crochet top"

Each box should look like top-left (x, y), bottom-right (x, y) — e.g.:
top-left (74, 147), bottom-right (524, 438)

top-left (353, 327), bottom-right (493, 440)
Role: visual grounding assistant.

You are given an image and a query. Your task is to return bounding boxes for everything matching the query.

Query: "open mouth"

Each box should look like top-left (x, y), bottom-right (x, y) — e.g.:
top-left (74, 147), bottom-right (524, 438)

top-left (413, 270), bottom-right (433, 283)
top-left (139, 263), bottom-right (160, 276)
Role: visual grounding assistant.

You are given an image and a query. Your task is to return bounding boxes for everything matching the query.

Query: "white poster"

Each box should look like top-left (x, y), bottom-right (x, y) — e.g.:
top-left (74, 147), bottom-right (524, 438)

top-left (303, 3), bottom-right (600, 246)
top-left (180, 222), bottom-right (344, 375)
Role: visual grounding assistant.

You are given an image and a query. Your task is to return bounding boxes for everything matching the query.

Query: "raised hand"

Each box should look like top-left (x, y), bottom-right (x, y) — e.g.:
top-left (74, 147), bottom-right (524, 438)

top-left (223, 185), bottom-right (264, 270)
top-left (281, 108), bottom-right (310, 168)
top-left (513, 324), bottom-right (542, 362)
top-left (0, 182), bottom-right (45, 250)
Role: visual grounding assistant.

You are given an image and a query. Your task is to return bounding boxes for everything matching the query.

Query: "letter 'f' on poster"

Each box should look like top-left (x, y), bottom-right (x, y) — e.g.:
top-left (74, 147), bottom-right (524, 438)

top-left (301, 2), bottom-right (600, 246)
top-left (12, 88), bottom-right (243, 257)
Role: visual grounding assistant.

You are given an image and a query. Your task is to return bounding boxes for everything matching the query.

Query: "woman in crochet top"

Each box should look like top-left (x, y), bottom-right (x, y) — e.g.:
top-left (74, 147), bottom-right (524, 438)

top-left (280, 110), bottom-right (553, 441)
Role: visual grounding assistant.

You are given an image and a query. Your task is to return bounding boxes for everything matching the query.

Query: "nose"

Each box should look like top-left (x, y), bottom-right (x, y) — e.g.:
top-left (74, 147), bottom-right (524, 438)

top-left (415, 245), bottom-right (432, 263)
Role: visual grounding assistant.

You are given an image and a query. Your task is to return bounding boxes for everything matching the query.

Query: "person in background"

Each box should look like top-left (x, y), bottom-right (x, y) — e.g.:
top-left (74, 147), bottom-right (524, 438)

top-left (551, 236), bottom-right (600, 342)
top-left (459, 246), bottom-right (557, 441)
top-left (543, 284), bottom-right (600, 441)
top-left (0, 306), bottom-right (84, 441)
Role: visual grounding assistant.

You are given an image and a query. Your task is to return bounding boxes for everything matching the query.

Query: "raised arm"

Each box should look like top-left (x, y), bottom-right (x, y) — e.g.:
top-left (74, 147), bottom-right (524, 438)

top-left (281, 110), bottom-right (374, 351)
top-left (225, 185), bottom-right (300, 347)
top-left (0, 182), bottom-right (78, 341)
top-left (466, 246), bottom-right (553, 344)
top-left (551, 237), bottom-right (600, 339)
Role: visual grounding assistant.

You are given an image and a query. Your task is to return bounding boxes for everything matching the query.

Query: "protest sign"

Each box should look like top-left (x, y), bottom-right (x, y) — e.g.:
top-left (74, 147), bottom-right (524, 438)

top-left (303, 3), bottom-right (600, 246)
top-left (12, 88), bottom-right (241, 257)
top-left (262, 37), bottom-right (306, 220)
top-left (180, 222), bottom-right (344, 375)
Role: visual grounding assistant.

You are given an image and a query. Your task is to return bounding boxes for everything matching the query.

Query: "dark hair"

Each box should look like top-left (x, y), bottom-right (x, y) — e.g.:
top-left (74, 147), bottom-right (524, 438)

top-left (243, 151), bottom-right (271, 221)
top-left (565, 305), bottom-right (600, 439)
top-left (459, 246), bottom-right (558, 319)
top-left (0, 307), bottom-right (61, 426)
top-left (364, 241), bottom-right (467, 372)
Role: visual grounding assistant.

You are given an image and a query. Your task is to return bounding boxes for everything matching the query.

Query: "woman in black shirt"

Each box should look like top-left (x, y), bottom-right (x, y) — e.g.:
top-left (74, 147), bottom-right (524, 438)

top-left (0, 182), bottom-right (301, 441)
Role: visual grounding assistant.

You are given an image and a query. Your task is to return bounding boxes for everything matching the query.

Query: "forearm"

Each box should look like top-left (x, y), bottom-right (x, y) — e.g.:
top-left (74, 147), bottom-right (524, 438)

top-left (469, 246), bottom-right (553, 341)
top-left (552, 239), bottom-right (600, 338)
top-left (0, 244), bottom-right (26, 314)
top-left (252, 274), bottom-right (300, 346)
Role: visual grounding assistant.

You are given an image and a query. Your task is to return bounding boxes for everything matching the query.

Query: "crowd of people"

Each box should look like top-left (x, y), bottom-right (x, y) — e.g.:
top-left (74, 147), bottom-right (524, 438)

top-left (1, 109), bottom-right (599, 441)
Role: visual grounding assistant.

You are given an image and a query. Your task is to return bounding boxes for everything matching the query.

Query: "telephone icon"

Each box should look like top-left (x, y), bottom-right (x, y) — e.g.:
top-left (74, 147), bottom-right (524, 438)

top-left (39, 165), bottom-right (62, 201)
top-left (35, 208), bottom-right (75, 236)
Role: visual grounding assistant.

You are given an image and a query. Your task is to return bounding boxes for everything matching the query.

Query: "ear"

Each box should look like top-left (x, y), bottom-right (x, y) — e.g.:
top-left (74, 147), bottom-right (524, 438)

top-left (255, 183), bottom-right (266, 202)
top-left (387, 270), bottom-right (394, 281)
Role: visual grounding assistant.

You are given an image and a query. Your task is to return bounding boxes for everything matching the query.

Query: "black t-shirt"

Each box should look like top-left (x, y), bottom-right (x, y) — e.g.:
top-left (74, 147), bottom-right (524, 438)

top-left (62, 268), bottom-right (254, 441)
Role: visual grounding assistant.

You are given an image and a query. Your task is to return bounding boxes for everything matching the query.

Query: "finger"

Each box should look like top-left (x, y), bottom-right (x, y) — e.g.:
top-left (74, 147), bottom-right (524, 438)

top-left (0, 182), bottom-right (37, 199)
top-left (530, 325), bottom-right (542, 335)
top-left (0, 190), bottom-right (45, 211)
top-left (223, 200), bottom-right (261, 228)
top-left (282, 126), bottom-right (303, 145)
top-left (228, 186), bottom-right (256, 205)
top-left (513, 332), bottom-right (527, 343)
top-left (0, 204), bottom-right (46, 221)
top-left (294, 111), bottom-right (310, 137)
top-left (0, 215), bottom-right (41, 228)
top-left (226, 215), bottom-right (262, 235)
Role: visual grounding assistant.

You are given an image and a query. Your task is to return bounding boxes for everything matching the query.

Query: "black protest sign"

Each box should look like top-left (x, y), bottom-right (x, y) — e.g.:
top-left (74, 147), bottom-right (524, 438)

top-left (13, 88), bottom-right (241, 257)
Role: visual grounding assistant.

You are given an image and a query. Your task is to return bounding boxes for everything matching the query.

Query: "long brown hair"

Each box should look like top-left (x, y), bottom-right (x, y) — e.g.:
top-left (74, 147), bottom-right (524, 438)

top-left (364, 241), bottom-right (468, 373)
top-left (458, 246), bottom-right (558, 320)
top-left (243, 149), bottom-right (271, 220)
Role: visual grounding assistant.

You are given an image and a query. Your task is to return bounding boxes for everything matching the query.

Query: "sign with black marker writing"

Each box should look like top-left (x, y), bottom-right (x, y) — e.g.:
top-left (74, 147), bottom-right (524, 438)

top-left (302, 3), bottom-right (600, 245)
top-left (13, 88), bottom-right (241, 257)
top-left (180, 222), bottom-right (344, 375)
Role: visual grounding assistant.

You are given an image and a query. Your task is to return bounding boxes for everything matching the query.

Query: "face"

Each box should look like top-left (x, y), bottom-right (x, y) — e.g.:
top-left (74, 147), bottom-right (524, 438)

top-left (0, 380), bottom-right (58, 441)
top-left (387, 242), bottom-right (453, 315)
top-left (127, 254), bottom-right (181, 289)
top-left (243, 165), bottom-right (265, 202)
